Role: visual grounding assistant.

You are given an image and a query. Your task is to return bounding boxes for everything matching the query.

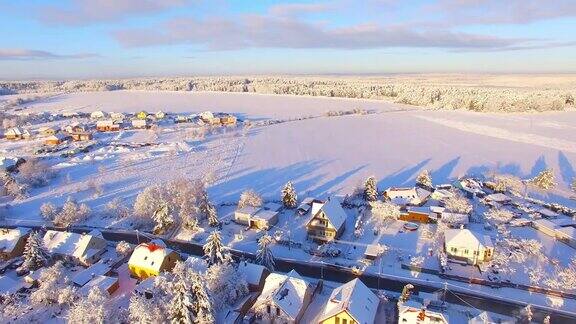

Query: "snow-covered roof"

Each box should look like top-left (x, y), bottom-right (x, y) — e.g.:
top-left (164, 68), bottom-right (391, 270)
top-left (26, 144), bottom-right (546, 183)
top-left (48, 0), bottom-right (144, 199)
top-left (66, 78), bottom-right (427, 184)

top-left (312, 197), bottom-right (347, 230)
top-left (72, 262), bottom-right (111, 286)
top-left (533, 218), bottom-right (558, 230)
top-left (430, 206), bottom-right (445, 213)
top-left (257, 270), bottom-right (310, 320)
top-left (0, 276), bottom-right (24, 295)
top-left (43, 230), bottom-right (106, 261)
top-left (556, 226), bottom-right (576, 239)
top-left (238, 261), bottom-right (267, 287)
top-left (78, 275), bottom-right (118, 297)
top-left (550, 218), bottom-right (576, 227)
top-left (0, 156), bottom-right (21, 171)
top-left (469, 311), bottom-right (516, 324)
top-left (128, 241), bottom-right (177, 273)
top-left (263, 202), bottom-right (282, 212)
top-left (440, 212), bottom-right (469, 225)
top-left (253, 209), bottom-right (278, 221)
top-left (320, 278), bottom-right (378, 324)
top-left (385, 187), bottom-right (430, 205)
top-left (96, 120), bottom-right (114, 126)
top-left (236, 206), bottom-right (260, 216)
top-left (399, 300), bottom-right (449, 323)
top-left (537, 208), bottom-right (559, 218)
top-left (45, 132), bottom-right (68, 141)
top-left (5, 127), bottom-right (23, 136)
top-left (0, 227), bottom-right (30, 254)
top-left (485, 193), bottom-right (511, 203)
top-left (444, 229), bottom-right (493, 249)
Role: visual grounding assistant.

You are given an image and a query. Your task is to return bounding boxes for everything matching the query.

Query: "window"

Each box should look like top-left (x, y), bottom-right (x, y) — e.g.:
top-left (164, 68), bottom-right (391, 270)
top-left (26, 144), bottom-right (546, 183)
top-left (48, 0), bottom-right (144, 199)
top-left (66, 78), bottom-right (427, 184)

top-left (144, 256), bottom-right (148, 260)
top-left (151, 261), bottom-right (155, 266)
top-left (276, 307), bottom-right (280, 316)
top-left (267, 305), bottom-right (271, 314)
top-left (451, 247), bottom-right (457, 253)
top-left (342, 319), bottom-right (347, 324)
top-left (464, 249), bottom-right (469, 255)
top-left (336, 317), bottom-right (340, 324)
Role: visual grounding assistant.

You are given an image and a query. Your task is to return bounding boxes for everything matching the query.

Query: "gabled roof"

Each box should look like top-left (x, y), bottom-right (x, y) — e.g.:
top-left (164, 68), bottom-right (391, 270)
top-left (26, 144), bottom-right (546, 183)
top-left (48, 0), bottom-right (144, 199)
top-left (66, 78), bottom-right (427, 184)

top-left (0, 227), bottom-right (30, 254)
top-left (320, 278), bottom-right (378, 324)
top-left (469, 311), bottom-right (516, 324)
top-left (310, 197), bottom-right (347, 230)
top-left (238, 261), bottom-right (267, 287)
top-left (444, 229), bottom-right (493, 249)
top-left (257, 269), bottom-right (309, 320)
top-left (128, 240), bottom-right (177, 273)
top-left (43, 230), bottom-right (106, 260)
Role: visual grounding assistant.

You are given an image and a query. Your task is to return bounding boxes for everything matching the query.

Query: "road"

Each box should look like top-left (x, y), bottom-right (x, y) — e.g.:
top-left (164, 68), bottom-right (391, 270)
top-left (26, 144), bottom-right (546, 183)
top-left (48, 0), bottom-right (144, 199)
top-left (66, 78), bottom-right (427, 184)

top-left (9, 224), bottom-right (576, 323)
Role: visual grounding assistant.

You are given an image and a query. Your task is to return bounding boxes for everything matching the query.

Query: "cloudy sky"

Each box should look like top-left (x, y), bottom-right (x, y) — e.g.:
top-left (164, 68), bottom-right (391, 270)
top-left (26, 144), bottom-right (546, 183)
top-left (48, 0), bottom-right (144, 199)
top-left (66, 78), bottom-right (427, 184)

top-left (1, 0), bottom-right (575, 79)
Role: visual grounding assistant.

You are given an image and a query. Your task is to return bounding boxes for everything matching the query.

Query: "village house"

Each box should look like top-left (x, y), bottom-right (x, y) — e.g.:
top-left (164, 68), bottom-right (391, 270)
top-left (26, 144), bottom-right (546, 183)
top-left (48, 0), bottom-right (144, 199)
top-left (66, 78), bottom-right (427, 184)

top-left (383, 187), bottom-right (431, 206)
top-left (38, 126), bottom-right (60, 136)
top-left (0, 227), bottom-right (31, 260)
top-left (44, 132), bottom-right (70, 145)
top-left (444, 229), bottom-right (494, 265)
top-left (305, 197), bottom-right (347, 242)
top-left (78, 275), bottom-right (119, 297)
top-left (96, 120), bottom-right (120, 132)
top-left (128, 240), bottom-right (181, 279)
top-left (234, 206), bottom-right (279, 230)
top-left (439, 212), bottom-right (469, 228)
top-left (63, 123), bottom-right (85, 134)
top-left (136, 111), bottom-right (148, 120)
top-left (399, 207), bottom-right (437, 223)
top-left (90, 110), bottom-right (106, 119)
top-left (318, 278), bottom-right (379, 324)
top-left (110, 112), bottom-right (125, 123)
top-left (533, 219), bottom-right (576, 249)
top-left (469, 311), bottom-right (517, 324)
top-left (297, 197), bottom-right (316, 215)
top-left (238, 261), bottom-right (269, 292)
top-left (70, 131), bottom-right (93, 141)
top-left (398, 299), bottom-right (449, 324)
top-left (220, 114), bottom-right (237, 125)
top-left (132, 119), bottom-right (149, 129)
top-left (4, 127), bottom-right (30, 140)
top-left (484, 193), bottom-right (512, 205)
top-left (72, 262), bottom-right (111, 286)
top-left (155, 111), bottom-right (166, 119)
top-left (248, 269), bottom-right (313, 324)
top-left (555, 226), bottom-right (576, 248)
top-left (43, 230), bottom-right (107, 266)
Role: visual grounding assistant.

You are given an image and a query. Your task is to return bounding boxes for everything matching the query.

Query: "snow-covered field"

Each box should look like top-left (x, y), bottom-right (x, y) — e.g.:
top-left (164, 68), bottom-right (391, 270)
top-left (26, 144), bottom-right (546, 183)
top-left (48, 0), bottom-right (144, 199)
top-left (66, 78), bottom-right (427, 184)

top-left (6, 91), bottom-right (575, 218)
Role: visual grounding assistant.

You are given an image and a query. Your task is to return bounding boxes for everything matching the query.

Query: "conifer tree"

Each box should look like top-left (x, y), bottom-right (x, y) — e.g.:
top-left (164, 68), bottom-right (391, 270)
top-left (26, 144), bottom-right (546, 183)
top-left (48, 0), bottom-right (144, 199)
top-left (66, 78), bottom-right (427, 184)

top-left (203, 231), bottom-right (225, 265)
top-left (281, 181), bottom-right (298, 209)
top-left (256, 234), bottom-right (275, 271)
top-left (152, 204), bottom-right (174, 234)
top-left (364, 176), bottom-right (378, 202)
top-left (169, 273), bottom-right (195, 324)
top-left (206, 203), bottom-right (219, 227)
top-left (190, 273), bottom-right (214, 323)
top-left (23, 231), bottom-right (48, 271)
top-left (530, 169), bottom-right (556, 191)
top-left (416, 169), bottom-right (433, 188)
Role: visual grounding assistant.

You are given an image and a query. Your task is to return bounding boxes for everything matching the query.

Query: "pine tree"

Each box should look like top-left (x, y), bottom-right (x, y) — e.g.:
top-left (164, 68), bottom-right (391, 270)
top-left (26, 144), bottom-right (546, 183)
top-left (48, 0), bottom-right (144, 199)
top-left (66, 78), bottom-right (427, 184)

top-left (207, 203), bottom-right (219, 227)
top-left (281, 181), bottom-right (298, 209)
top-left (398, 283), bottom-right (414, 304)
top-left (416, 169), bottom-right (432, 188)
top-left (203, 231), bottom-right (225, 265)
top-left (190, 273), bottom-right (214, 323)
top-left (169, 273), bottom-right (195, 324)
top-left (23, 231), bottom-right (48, 271)
top-left (153, 204), bottom-right (174, 234)
top-left (364, 176), bottom-right (378, 202)
top-left (256, 235), bottom-right (275, 271)
top-left (530, 169), bottom-right (556, 191)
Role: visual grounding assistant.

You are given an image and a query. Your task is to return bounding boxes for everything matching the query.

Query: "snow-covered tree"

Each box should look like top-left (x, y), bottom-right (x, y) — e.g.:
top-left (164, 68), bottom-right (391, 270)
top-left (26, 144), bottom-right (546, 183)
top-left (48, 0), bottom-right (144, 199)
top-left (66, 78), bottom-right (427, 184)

top-left (205, 261), bottom-right (248, 310)
top-left (363, 176), bottom-right (378, 202)
top-left (398, 283), bottom-right (414, 304)
top-left (485, 208), bottom-right (514, 224)
top-left (115, 241), bottom-right (132, 257)
top-left (370, 201), bottom-right (401, 225)
top-left (40, 202), bottom-right (58, 221)
top-left (183, 213), bottom-right (200, 231)
top-left (129, 293), bottom-right (166, 324)
top-left (238, 189), bottom-right (262, 209)
top-left (521, 304), bottom-right (533, 322)
top-left (416, 169), bottom-right (432, 188)
top-left (206, 203), bottom-right (219, 227)
top-left (30, 261), bottom-right (75, 307)
top-left (443, 194), bottom-right (472, 214)
top-left (169, 271), bottom-right (195, 324)
top-left (493, 174), bottom-right (524, 194)
top-left (22, 231), bottom-right (48, 271)
top-left (281, 181), bottom-right (298, 208)
top-left (256, 234), bottom-right (275, 271)
top-left (67, 287), bottom-right (109, 324)
top-left (53, 197), bottom-right (91, 227)
top-left (18, 158), bottom-right (55, 187)
top-left (152, 204), bottom-right (174, 234)
top-left (106, 197), bottom-right (130, 219)
top-left (529, 169), bottom-right (556, 191)
top-left (190, 272), bottom-right (214, 323)
top-left (204, 231), bottom-right (226, 265)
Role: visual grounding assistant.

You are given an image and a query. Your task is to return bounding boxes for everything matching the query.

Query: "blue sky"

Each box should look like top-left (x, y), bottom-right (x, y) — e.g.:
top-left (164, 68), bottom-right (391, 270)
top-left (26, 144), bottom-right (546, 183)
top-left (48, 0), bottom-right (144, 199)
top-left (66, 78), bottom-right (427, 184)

top-left (1, 0), bottom-right (575, 79)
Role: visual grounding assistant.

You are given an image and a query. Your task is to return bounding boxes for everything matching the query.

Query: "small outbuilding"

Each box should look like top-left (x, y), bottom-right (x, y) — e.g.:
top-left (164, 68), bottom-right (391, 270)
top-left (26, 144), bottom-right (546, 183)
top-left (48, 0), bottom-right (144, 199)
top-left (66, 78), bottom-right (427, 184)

top-left (44, 132), bottom-right (69, 145)
top-left (234, 206), bottom-right (279, 230)
top-left (4, 127), bottom-right (30, 140)
top-left (0, 227), bottom-right (31, 260)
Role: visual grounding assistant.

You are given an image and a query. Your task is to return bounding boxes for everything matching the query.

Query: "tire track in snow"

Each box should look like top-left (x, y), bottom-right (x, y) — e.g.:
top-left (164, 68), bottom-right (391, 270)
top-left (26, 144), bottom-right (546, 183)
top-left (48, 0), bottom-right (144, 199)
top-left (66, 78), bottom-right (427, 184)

top-left (415, 115), bottom-right (576, 153)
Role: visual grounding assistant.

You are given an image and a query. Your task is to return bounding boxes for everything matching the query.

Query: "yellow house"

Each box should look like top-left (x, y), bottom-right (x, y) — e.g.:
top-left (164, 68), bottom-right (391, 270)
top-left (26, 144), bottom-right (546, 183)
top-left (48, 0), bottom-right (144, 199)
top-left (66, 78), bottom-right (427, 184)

top-left (128, 240), bottom-right (181, 279)
top-left (136, 111), bottom-right (148, 120)
top-left (318, 278), bottom-right (379, 324)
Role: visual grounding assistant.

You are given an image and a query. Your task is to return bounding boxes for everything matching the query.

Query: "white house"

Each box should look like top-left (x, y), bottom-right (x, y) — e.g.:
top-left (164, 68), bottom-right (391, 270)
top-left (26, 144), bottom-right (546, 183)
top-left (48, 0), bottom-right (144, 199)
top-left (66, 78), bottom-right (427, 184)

top-left (305, 197), bottom-right (347, 242)
top-left (90, 110), bottom-right (106, 119)
top-left (131, 119), bottom-right (149, 129)
top-left (43, 230), bottom-right (107, 266)
top-left (318, 278), bottom-right (379, 324)
top-left (398, 300), bottom-right (449, 324)
top-left (384, 187), bottom-right (431, 206)
top-left (555, 226), bottom-right (576, 249)
top-left (444, 229), bottom-right (494, 265)
top-left (234, 206), bottom-right (279, 230)
top-left (248, 269), bottom-right (313, 324)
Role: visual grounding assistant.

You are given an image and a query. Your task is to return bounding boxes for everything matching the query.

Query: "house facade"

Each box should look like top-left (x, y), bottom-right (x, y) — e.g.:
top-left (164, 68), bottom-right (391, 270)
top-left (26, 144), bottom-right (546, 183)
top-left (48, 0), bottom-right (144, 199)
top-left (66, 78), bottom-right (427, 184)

top-left (444, 229), bottom-right (494, 265)
top-left (96, 120), bottom-right (120, 132)
top-left (248, 269), bottom-right (313, 324)
top-left (305, 197), bottom-right (347, 242)
top-left (128, 240), bottom-right (181, 279)
top-left (318, 278), bottom-right (379, 324)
